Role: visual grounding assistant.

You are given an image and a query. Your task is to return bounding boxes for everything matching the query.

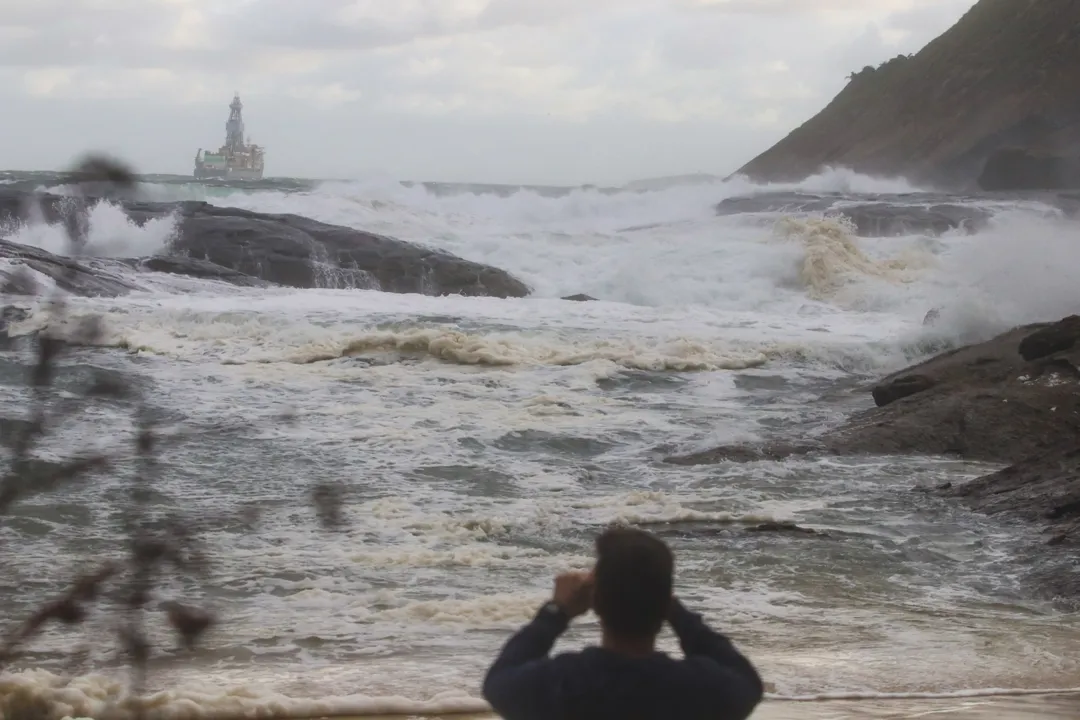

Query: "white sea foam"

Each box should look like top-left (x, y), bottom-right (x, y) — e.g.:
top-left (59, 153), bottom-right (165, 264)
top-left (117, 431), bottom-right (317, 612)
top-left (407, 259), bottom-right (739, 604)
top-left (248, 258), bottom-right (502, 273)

top-left (2, 198), bottom-right (177, 258)
top-left (2, 171), bottom-right (1079, 714)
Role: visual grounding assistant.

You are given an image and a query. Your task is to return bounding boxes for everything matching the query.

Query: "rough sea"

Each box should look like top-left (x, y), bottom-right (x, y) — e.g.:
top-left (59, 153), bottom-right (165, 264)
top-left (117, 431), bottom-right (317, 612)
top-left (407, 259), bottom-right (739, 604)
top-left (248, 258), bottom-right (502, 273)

top-left (0, 168), bottom-right (1078, 719)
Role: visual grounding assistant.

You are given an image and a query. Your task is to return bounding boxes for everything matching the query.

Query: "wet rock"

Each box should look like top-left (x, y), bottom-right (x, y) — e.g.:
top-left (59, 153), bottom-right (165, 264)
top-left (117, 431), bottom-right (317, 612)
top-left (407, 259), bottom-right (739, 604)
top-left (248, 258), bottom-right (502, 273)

top-left (923, 307), bottom-right (942, 326)
top-left (562, 294), bottom-right (598, 302)
top-left (817, 320), bottom-right (1080, 463)
top-left (0, 266), bottom-right (40, 296)
top-left (676, 313), bottom-right (1080, 596)
top-left (715, 192), bottom-right (990, 236)
top-left (871, 374), bottom-right (936, 407)
top-left (157, 202), bottom-right (530, 297)
top-left (978, 148), bottom-right (1080, 191)
top-left (837, 203), bottom-right (990, 236)
top-left (0, 187), bottom-right (532, 298)
top-left (745, 521), bottom-right (827, 537)
top-left (1018, 315), bottom-right (1080, 361)
top-left (0, 239), bottom-right (141, 297)
top-left (675, 316), bottom-right (1080, 467)
top-left (715, 193), bottom-right (837, 215)
top-left (0, 306), bottom-right (30, 349)
top-left (131, 256), bottom-right (270, 288)
top-left (665, 442), bottom-right (818, 466)
top-left (943, 446), bottom-right (1080, 546)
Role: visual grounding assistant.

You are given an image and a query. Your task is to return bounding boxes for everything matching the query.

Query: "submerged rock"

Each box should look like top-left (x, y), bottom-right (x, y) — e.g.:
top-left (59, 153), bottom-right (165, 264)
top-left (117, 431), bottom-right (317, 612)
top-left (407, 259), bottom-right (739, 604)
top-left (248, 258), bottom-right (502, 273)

top-left (665, 442), bottom-right (817, 466)
top-left (838, 203), bottom-right (990, 236)
top-left (715, 193), bottom-right (989, 236)
top-left (562, 294), bottom-right (598, 302)
top-left (0, 187), bottom-right (531, 298)
top-left (745, 521), bottom-right (827, 537)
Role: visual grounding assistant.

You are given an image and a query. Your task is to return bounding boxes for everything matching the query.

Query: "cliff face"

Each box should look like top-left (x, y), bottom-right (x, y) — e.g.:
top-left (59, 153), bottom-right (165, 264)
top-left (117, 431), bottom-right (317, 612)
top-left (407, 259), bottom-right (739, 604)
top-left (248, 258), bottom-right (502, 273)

top-left (736, 0), bottom-right (1080, 187)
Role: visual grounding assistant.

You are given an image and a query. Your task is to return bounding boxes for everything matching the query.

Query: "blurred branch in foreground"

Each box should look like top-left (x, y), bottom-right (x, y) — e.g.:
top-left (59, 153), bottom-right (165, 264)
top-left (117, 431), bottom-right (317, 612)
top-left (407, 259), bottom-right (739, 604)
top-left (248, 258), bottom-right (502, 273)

top-left (0, 155), bottom-right (349, 720)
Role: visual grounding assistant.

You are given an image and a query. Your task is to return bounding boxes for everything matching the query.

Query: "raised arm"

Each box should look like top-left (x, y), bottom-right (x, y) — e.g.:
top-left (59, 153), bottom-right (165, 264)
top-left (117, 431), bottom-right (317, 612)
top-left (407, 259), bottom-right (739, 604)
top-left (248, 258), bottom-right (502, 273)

top-left (667, 598), bottom-right (764, 720)
top-left (481, 604), bottom-right (569, 720)
top-left (482, 572), bottom-right (593, 720)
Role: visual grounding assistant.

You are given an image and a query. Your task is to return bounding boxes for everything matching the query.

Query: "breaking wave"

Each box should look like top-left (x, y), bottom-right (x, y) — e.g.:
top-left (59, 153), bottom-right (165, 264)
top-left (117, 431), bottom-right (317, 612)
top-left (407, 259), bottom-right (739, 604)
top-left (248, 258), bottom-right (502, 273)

top-left (3, 169), bottom-right (1080, 719)
top-left (2, 198), bottom-right (177, 258)
top-left (771, 215), bottom-right (934, 301)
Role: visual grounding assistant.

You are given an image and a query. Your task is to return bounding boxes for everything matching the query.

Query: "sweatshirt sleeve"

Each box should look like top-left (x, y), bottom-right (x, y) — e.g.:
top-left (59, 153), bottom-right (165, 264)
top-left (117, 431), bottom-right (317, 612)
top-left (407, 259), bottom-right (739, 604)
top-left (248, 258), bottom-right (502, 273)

top-left (667, 598), bottom-right (764, 720)
top-left (481, 605), bottom-right (571, 720)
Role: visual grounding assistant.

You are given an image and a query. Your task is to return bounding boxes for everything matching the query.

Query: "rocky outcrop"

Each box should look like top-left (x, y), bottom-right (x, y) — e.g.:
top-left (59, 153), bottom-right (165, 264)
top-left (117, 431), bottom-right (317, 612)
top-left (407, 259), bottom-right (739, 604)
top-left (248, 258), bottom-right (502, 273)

top-left (978, 148), bottom-right (1080, 191)
top-left (943, 446), bottom-right (1080, 547)
top-left (667, 316), bottom-right (1080, 547)
top-left (0, 188), bottom-right (530, 299)
top-left (734, 0), bottom-right (1080, 188)
top-left (0, 239), bottom-right (142, 297)
top-left (125, 256), bottom-right (271, 287)
top-left (716, 193), bottom-right (991, 236)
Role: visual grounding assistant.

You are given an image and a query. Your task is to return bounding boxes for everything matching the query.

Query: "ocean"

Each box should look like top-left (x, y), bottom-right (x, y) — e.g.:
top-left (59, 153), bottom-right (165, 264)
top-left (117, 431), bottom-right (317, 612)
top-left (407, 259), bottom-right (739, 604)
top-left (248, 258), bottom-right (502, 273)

top-left (0, 168), bottom-right (1078, 719)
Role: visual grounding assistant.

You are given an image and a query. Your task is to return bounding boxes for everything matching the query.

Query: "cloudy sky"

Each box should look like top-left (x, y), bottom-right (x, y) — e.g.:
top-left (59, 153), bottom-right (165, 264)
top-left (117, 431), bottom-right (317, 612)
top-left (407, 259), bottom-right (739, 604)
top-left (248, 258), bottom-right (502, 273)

top-left (1, 0), bottom-right (975, 185)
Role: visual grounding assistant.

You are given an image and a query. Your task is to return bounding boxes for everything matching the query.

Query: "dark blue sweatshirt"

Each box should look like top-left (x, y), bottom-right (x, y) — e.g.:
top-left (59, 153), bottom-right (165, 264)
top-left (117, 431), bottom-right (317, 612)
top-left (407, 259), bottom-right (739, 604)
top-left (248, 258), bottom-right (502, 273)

top-left (482, 599), bottom-right (764, 720)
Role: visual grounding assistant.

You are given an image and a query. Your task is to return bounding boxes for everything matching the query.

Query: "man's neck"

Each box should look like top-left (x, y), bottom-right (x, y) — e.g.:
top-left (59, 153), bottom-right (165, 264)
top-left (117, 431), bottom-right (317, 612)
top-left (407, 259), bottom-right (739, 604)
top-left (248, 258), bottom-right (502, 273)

top-left (601, 631), bottom-right (656, 658)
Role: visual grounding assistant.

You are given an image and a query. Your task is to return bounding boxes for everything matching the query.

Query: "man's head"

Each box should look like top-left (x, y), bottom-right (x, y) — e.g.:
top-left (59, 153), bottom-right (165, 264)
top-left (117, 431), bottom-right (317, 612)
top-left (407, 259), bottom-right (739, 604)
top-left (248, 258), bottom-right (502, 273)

top-left (591, 527), bottom-right (674, 640)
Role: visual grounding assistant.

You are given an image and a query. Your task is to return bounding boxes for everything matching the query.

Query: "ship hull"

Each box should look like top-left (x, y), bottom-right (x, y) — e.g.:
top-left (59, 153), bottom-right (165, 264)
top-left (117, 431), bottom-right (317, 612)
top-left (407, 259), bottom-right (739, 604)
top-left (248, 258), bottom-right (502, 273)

top-left (193, 167), bottom-right (264, 181)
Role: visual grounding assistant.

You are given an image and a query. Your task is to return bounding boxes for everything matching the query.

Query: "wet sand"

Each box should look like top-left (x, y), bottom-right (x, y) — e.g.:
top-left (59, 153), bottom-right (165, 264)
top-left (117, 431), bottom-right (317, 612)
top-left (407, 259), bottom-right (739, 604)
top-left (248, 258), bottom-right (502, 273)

top-left (759, 693), bottom-right (1080, 719)
top-left (334, 692), bottom-right (1080, 719)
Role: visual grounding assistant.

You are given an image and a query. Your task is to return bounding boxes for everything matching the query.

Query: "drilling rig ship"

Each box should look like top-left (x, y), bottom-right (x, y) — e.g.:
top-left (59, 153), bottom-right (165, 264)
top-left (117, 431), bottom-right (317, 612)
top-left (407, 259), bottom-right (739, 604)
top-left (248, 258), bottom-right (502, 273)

top-left (193, 93), bottom-right (265, 180)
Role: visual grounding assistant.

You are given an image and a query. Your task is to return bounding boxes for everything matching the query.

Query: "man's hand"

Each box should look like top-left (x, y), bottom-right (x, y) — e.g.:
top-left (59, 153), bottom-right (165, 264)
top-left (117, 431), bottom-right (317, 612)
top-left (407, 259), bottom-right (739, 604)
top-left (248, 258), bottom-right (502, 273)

top-left (552, 571), bottom-right (593, 618)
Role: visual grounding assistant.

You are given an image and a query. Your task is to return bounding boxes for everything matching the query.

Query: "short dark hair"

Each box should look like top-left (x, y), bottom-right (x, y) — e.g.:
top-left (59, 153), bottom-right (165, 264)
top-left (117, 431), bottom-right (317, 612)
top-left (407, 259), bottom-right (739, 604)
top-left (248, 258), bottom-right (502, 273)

top-left (592, 527), bottom-right (674, 639)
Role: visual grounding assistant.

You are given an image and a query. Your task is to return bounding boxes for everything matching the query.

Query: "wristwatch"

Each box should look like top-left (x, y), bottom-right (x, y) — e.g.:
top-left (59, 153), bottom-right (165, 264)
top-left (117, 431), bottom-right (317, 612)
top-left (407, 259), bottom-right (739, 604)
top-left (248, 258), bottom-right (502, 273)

top-left (540, 601), bottom-right (568, 620)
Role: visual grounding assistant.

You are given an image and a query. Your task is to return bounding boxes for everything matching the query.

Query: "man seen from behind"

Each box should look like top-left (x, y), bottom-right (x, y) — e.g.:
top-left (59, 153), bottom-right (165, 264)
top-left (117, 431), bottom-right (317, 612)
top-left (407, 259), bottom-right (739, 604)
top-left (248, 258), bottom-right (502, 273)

top-left (483, 526), bottom-right (764, 719)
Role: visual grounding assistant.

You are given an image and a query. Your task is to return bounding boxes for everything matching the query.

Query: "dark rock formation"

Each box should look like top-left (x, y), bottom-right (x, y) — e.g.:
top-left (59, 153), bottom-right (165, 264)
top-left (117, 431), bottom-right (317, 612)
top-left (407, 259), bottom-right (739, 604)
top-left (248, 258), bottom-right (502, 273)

top-left (943, 446), bottom-right (1080, 546)
top-left (0, 239), bottom-right (141, 297)
top-left (978, 148), bottom-right (1080, 191)
top-left (733, 0), bottom-right (1080, 187)
top-left (715, 193), bottom-right (990, 236)
top-left (715, 193), bottom-right (838, 215)
top-left (819, 319), bottom-right (1080, 463)
top-left (0, 188), bottom-right (531, 299)
top-left (870, 374), bottom-right (936, 408)
top-left (1018, 315), bottom-right (1080, 361)
top-left (167, 206), bottom-right (530, 297)
top-left (125, 256), bottom-right (271, 288)
top-left (838, 203), bottom-right (989, 236)
top-left (562, 294), bottom-right (598, 302)
top-left (667, 316), bottom-right (1080, 458)
top-left (667, 316), bottom-right (1080, 553)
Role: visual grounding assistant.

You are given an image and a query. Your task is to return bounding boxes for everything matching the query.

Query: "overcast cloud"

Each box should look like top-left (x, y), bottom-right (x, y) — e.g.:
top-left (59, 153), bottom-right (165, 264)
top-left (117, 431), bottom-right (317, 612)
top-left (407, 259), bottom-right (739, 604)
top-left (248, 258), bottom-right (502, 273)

top-left (0, 0), bottom-right (974, 185)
